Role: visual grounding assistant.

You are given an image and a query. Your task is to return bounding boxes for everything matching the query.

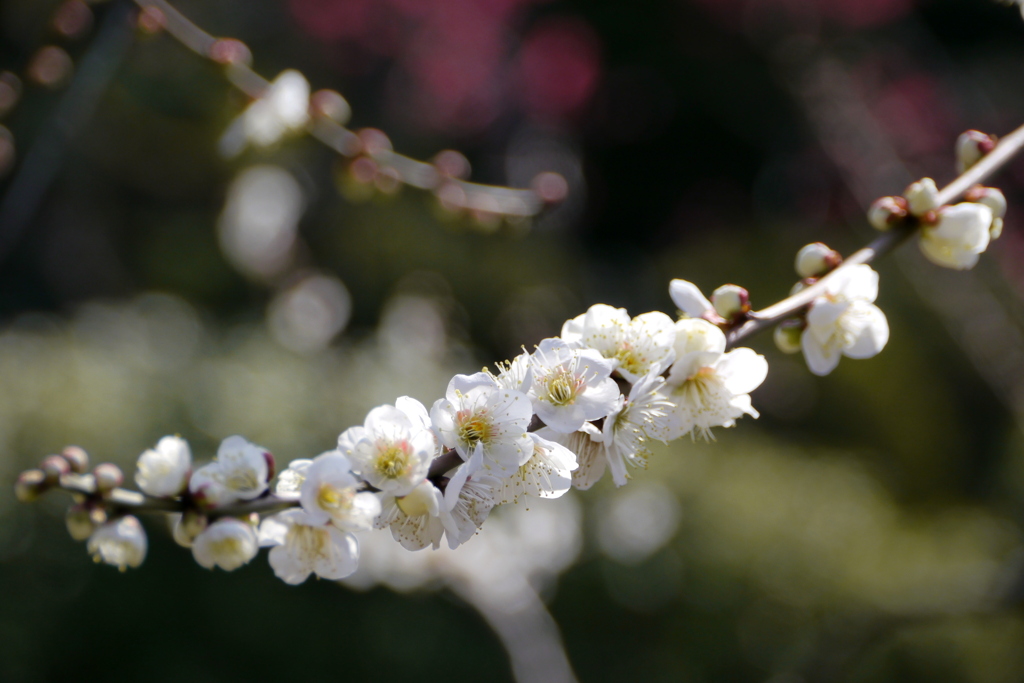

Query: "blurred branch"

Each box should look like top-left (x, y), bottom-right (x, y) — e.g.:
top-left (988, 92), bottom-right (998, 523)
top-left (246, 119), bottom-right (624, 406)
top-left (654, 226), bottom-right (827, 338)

top-left (0, 0), bottom-right (135, 266)
top-left (131, 0), bottom-right (557, 218)
top-left (725, 121), bottom-right (1024, 349)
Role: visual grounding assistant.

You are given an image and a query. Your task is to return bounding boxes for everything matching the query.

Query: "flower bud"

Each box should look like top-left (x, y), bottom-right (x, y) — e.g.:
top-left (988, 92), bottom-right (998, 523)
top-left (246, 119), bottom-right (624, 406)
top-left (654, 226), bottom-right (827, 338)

top-left (93, 463), bottom-right (123, 493)
top-left (919, 202), bottom-right (992, 270)
top-left (794, 242), bottom-right (841, 278)
top-left (956, 130), bottom-right (997, 174)
top-left (310, 89), bottom-right (351, 126)
top-left (135, 435), bottom-right (191, 498)
top-left (40, 455), bottom-right (71, 485)
top-left (61, 445), bottom-right (89, 473)
top-left (990, 218), bottom-right (1003, 241)
top-left (904, 178), bottom-right (940, 217)
top-left (965, 186), bottom-right (1007, 219)
top-left (868, 196), bottom-right (908, 231)
top-left (15, 469), bottom-right (47, 502)
top-left (66, 504), bottom-right (96, 541)
top-left (711, 284), bottom-right (749, 321)
top-left (790, 280), bottom-right (811, 297)
top-left (87, 516), bottom-right (147, 571)
top-left (773, 320), bottom-right (803, 354)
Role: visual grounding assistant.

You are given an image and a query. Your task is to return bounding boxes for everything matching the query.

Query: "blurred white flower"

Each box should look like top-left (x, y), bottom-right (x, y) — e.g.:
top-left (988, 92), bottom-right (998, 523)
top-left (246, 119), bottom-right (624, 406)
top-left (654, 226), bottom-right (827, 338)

top-left (524, 338), bottom-right (620, 433)
top-left (259, 509), bottom-right (359, 584)
top-left (339, 400), bottom-right (436, 497)
top-left (560, 304), bottom-right (676, 383)
top-left (87, 516), bottom-right (147, 571)
top-left (220, 70), bottom-right (310, 157)
top-left (192, 518), bottom-right (259, 571)
top-left (919, 203), bottom-right (992, 270)
top-left (274, 459), bottom-right (312, 500)
top-left (494, 432), bottom-right (577, 504)
top-left (662, 319), bottom-right (767, 440)
top-left (431, 372), bottom-right (533, 474)
top-left (801, 264), bottom-right (889, 376)
top-left (375, 480), bottom-right (446, 551)
top-left (602, 373), bottom-right (673, 486)
top-left (135, 435), bottom-right (191, 497)
top-left (189, 435), bottom-right (272, 508)
top-left (299, 451), bottom-right (380, 531)
top-left (440, 465), bottom-right (500, 550)
top-left (904, 177), bottom-right (939, 217)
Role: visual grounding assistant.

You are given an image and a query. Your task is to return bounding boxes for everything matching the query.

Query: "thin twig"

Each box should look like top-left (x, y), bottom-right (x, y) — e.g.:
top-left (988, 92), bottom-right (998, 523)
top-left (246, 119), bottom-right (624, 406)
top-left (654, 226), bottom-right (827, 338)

top-left (726, 122), bottom-right (1024, 348)
top-left (131, 0), bottom-right (551, 218)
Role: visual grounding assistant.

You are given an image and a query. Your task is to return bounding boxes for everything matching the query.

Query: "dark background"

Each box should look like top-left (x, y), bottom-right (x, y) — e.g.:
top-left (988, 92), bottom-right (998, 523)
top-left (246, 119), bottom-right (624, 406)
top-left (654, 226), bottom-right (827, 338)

top-left (3, 0), bottom-right (1024, 680)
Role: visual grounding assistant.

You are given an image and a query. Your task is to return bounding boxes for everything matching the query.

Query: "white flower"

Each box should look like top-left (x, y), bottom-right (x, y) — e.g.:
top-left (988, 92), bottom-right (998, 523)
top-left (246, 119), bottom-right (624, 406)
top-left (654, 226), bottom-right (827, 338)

top-left (919, 203), bottom-right (992, 270)
top-left (219, 71), bottom-right (312, 157)
top-left (801, 264), bottom-right (889, 376)
top-left (602, 373), bottom-right (674, 486)
top-left (560, 304), bottom-right (676, 383)
top-left (904, 178), bottom-right (939, 216)
top-left (662, 319), bottom-right (767, 440)
top-left (299, 450), bottom-right (380, 531)
top-left (274, 459), bottom-right (312, 500)
top-left (259, 509), bottom-right (359, 584)
top-left (669, 279), bottom-right (714, 318)
top-left (493, 432), bottom-right (577, 504)
top-left (135, 435), bottom-right (191, 497)
top-left (541, 423), bottom-right (607, 491)
top-left (487, 351), bottom-right (531, 392)
top-left (192, 518), bottom-right (259, 571)
top-left (339, 400), bottom-right (436, 497)
top-left (430, 373), bottom-right (533, 474)
top-left (189, 435), bottom-right (272, 508)
top-left (375, 480), bottom-right (446, 551)
top-left (439, 465), bottom-right (500, 550)
top-left (524, 338), bottom-right (620, 433)
top-left (87, 516), bottom-right (147, 571)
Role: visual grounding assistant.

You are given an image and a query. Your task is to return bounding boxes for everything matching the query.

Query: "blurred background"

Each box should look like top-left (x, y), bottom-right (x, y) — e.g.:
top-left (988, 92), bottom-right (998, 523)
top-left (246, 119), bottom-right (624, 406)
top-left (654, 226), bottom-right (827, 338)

top-left (3, 0), bottom-right (1024, 680)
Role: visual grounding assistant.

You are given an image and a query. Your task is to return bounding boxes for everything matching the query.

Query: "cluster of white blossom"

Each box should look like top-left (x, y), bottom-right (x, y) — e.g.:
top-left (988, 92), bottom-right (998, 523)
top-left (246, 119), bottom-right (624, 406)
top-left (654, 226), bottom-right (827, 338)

top-left (19, 126), bottom-right (1013, 590)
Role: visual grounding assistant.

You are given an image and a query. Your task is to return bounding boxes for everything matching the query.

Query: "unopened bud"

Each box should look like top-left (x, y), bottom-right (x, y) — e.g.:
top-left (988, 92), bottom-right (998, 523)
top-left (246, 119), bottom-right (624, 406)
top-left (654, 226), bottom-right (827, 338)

top-left (40, 455), bottom-right (71, 485)
top-left (904, 178), bottom-right (940, 217)
top-left (965, 185), bottom-right (1007, 220)
top-left (868, 196), bottom-right (908, 231)
top-left (93, 463), bottom-right (123, 493)
top-left (990, 218), bottom-right (1004, 241)
top-left (15, 469), bottom-right (47, 502)
top-left (794, 242), bottom-right (841, 278)
top-left (61, 445), bottom-right (89, 473)
top-left (310, 89), bottom-right (351, 126)
top-left (180, 509), bottom-right (208, 543)
top-left (66, 504), bottom-right (96, 541)
top-left (711, 284), bottom-right (750, 321)
top-left (774, 320), bottom-right (803, 354)
top-left (956, 130), bottom-right (997, 174)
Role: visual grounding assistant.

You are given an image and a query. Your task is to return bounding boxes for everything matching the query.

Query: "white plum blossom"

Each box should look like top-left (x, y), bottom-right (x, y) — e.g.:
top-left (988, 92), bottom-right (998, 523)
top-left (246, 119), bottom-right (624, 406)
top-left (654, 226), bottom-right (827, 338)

top-left (662, 319), bottom-right (768, 440)
top-left (541, 423), bottom-right (607, 491)
top-left (189, 435), bottom-right (273, 508)
top-left (375, 479), bottom-right (446, 551)
top-left (439, 464), bottom-right (500, 549)
top-left (919, 203), bottom-right (992, 270)
top-left (338, 400), bottom-right (436, 497)
top-left (904, 177), bottom-right (940, 216)
top-left (487, 351), bottom-right (531, 392)
top-left (259, 510), bottom-right (359, 584)
top-left (801, 264), bottom-right (890, 376)
top-left (274, 459), bottom-right (312, 500)
top-left (299, 450), bottom-right (381, 531)
top-left (233, 70), bottom-right (310, 154)
top-left (87, 516), bottom-right (147, 571)
top-left (524, 338), bottom-right (620, 433)
top-left (669, 279), bottom-right (715, 319)
top-left (602, 373), bottom-right (674, 486)
top-left (430, 373), bottom-right (533, 474)
top-left (191, 518), bottom-right (259, 571)
top-left (560, 304), bottom-right (676, 383)
top-left (135, 435), bottom-right (191, 498)
top-left (494, 432), bottom-right (578, 504)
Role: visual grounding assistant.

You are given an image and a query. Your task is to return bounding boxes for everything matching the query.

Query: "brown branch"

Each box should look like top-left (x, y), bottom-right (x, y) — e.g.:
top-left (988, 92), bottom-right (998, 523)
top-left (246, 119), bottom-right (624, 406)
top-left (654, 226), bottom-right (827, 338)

top-left (725, 122), bottom-right (1024, 349)
top-left (130, 0), bottom-right (555, 219)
